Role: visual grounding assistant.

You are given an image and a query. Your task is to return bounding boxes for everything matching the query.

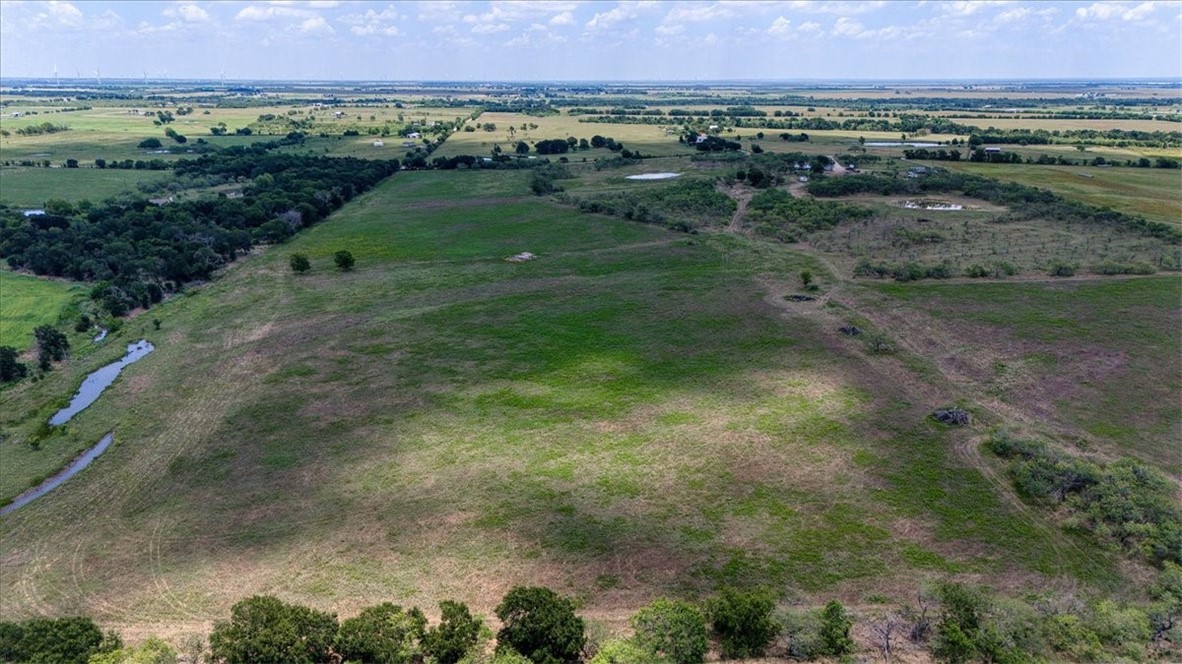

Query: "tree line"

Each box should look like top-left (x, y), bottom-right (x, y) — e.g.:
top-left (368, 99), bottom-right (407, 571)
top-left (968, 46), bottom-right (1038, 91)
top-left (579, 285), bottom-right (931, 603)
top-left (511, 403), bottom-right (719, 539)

top-left (0, 146), bottom-right (399, 318)
top-left (3, 570), bottom-right (1180, 663)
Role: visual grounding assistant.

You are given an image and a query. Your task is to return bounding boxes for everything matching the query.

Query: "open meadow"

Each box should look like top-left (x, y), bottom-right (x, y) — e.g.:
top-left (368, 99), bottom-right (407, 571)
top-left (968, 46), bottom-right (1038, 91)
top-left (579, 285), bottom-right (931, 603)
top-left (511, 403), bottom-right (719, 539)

top-left (0, 79), bottom-right (1180, 661)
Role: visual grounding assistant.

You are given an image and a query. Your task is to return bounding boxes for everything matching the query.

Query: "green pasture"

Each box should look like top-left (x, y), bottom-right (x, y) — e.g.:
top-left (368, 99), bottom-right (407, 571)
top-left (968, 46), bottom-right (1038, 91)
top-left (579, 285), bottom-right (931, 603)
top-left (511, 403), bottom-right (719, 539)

top-left (0, 169), bottom-right (1119, 628)
top-left (936, 161), bottom-right (1182, 227)
top-left (0, 269), bottom-right (82, 348)
top-left (0, 167), bottom-right (170, 206)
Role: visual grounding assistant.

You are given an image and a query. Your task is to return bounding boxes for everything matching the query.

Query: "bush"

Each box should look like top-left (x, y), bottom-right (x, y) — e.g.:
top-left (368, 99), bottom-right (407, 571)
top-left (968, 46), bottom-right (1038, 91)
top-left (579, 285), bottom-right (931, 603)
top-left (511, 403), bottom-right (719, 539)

top-left (495, 586), bottom-right (585, 664)
top-left (630, 598), bottom-right (708, 664)
top-left (819, 601), bottom-right (855, 657)
top-left (1047, 261), bottom-right (1077, 277)
top-left (208, 595), bottom-right (337, 664)
top-left (88, 636), bottom-right (178, 664)
top-left (289, 253), bottom-right (311, 273)
top-left (706, 588), bottom-right (778, 659)
top-left (1, 616), bottom-right (110, 664)
top-left (138, 138), bottom-right (162, 149)
top-left (334, 250), bottom-right (355, 271)
top-left (423, 601), bottom-right (484, 664)
top-left (586, 639), bottom-right (653, 664)
top-left (335, 603), bottom-right (425, 664)
top-left (781, 609), bottom-right (824, 660)
top-left (0, 346), bottom-right (28, 383)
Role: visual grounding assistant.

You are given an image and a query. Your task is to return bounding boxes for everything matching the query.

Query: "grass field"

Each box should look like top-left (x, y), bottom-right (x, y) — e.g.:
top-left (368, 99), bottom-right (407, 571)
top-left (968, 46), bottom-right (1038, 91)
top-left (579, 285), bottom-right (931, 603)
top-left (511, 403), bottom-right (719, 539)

top-left (0, 269), bottom-right (82, 348)
top-left (866, 277), bottom-right (1182, 474)
top-left (0, 168), bottom-right (170, 206)
top-left (933, 161), bottom-right (1182, 227)
top-left (0, 169), bottom-right (1129, 637)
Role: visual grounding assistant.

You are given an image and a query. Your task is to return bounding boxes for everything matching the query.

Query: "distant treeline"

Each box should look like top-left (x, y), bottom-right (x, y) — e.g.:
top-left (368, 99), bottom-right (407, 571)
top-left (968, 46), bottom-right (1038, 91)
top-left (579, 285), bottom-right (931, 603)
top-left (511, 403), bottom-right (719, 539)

top-left (807, 170), bottom-right (1182, 243)
top-left (0, 146), bottom-right (398, 316)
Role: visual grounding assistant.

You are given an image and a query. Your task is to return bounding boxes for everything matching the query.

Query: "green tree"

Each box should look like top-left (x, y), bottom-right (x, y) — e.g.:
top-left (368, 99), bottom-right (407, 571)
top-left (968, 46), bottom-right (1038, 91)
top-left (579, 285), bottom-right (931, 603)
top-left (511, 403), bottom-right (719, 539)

top-left (423, 600), bottom-right (483, 664)
top-left (138, 138), bottom-right (162, 149)
top-left (6, 616), bottom-right (111, 664)
top-left (208, 595), bottom-right (337, 664)
top-left (34, 324), bottom-right (69, 371)
top-left (630, 598), bottom-right (708, 664)
top-left (289, 253), bottom-right (311, 274)
top-left (706, 588), bottom-right (778, 659)
top-left (0, 346), bottom-right (28, 382)
top-left (495, 586), bottom-right (585, 664)
top-left (515, 141), bottom-right (530, 155)
top-left (334, 250), bottom-right (355, 271)
top-left (818, 601), bottom-right (855, 657)
top-left (335, 603), bottom-right (425, 664)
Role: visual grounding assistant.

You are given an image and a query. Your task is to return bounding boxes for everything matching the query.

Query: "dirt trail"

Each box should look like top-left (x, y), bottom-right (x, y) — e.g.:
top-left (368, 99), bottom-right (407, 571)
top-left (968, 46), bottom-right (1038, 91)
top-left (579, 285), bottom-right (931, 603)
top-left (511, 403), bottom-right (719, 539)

top-left (720, 184), bottom-right (753, 232)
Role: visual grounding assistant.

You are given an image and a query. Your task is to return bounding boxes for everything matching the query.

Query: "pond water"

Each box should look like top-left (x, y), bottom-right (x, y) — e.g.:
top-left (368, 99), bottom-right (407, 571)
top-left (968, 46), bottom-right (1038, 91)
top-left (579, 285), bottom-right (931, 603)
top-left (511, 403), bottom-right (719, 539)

top-left (864, 142), bottom-right (942, 148)
top-left (49, 340), bottom-right (154, 426)
top-left (626, 172), bottom-right (681, 180)
top-left (0, 433), bottom-right (113, 517)
top-left (902, 200), bottom-right (964, 211)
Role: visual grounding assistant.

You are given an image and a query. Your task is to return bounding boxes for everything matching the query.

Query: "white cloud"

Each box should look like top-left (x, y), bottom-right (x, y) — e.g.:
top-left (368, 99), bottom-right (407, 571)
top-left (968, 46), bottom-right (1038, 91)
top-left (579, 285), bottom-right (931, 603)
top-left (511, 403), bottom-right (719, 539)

top-left (41, 1), bottom-right (84, 27)
top-left (297, 15), bottom-right (333, 33)
top-left (655, 23), bottom-right (685, 35)
top-left (941, 0), bottom-right (1014, 16)
top-left (550, 11), bottom-right (574, 25)
top-left (164, 4), bottom-right (212, 23)
top-left (1075, 1), bottom-right (1159, 21)
top-left (833, 16), bottom-right (864, 36)
top-left (768, 16), bottom-right (792, 35)
top-left (340, 5), bottom-right (401, 35)
top-left (779, 1), bottom-right (887, 16)
top-left (798, 20), bottom-right (821, 32)
top-left (236, 4), bottom-right (314, 21)
top-left (585, 1), bottom-right (659, 31)
top-left (663, 3), bottom-right (734, 23)
top-left (471, 22), bottom-right (510, 33)
top-left (994, 7), bottom-right (1030, 22)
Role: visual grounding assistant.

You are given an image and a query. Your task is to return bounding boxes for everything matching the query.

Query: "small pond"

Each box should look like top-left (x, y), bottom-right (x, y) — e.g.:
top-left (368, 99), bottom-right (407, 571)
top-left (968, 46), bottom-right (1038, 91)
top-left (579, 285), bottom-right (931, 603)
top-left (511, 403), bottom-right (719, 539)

top-left (49, 340), bottom-right (154, 426)
top-left (902, 199), bottom-right (964, 211)
top-left (626, 172), bottom-right (681, 180)
top-left (863, 142), bottom-right (942, 148)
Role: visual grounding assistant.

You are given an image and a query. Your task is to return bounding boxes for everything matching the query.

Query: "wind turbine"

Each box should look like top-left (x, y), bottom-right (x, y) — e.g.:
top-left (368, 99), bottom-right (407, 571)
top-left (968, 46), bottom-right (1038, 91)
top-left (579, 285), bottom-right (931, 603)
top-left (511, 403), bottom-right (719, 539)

top-left (53, 63), bottom-right (59, 86)
top-left (95, 69), bottom-right (102, 86)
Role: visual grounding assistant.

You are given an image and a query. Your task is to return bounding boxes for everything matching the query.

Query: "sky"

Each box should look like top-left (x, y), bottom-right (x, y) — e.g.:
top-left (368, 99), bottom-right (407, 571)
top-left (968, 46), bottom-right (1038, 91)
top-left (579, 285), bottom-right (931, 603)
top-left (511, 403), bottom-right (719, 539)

top-left (1, 0), bottom-right (1180, 82)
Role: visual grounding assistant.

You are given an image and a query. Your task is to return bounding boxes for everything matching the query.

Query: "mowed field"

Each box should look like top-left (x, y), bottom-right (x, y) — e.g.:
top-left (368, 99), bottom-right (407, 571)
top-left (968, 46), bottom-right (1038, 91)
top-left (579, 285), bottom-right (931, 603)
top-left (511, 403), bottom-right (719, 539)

top-left (935, 161), bottom-right (1182, 227)
top-left (0, 269), bottom-right (81, 348)
top-left (0, 168), bottom-right (171, 207)
top-left (1, 168), bottom-right (1141, 640)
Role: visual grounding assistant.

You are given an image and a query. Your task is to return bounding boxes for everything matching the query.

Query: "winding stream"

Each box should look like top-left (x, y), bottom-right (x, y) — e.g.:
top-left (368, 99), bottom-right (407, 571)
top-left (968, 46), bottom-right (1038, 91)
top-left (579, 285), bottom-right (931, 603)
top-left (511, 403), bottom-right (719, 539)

top-left (49, 340), bottom-right (154, 426)
top-left (0, 433), bottom-right (114, 516)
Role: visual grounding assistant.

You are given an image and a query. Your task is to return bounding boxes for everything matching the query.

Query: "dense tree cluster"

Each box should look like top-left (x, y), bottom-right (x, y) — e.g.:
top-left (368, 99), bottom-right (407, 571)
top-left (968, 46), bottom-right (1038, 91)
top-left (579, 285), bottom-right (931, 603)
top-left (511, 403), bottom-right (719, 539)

top-left (989, 433), bottom-right (1182, 566)
top-left (745, 189), bottom-right (873, 243)
top-left (807, 170), bottom-right (1181, 243)
top-left (558, 179), bottom-right (735, 232)
top-left (0, 148), bottom-right (398, 316)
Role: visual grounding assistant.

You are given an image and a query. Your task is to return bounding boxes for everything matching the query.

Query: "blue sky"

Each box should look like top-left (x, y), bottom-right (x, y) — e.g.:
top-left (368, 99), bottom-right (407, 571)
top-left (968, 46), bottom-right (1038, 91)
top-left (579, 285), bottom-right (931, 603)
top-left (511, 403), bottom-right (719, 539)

top-left (1, 1), bottom-right (1179, 81)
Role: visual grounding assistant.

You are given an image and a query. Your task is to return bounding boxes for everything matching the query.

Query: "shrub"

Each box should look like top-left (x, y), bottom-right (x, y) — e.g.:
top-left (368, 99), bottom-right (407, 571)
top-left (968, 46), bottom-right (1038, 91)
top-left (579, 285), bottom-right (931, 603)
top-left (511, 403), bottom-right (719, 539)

top-left (819, 601), bottom-right (855, 657)
top-left (208, 595), bottom-right (337, 664)
top-left (423, 601), bottom-right (483, 664)
top-left (630, 598), bottom-right (708, 664)
top-left (334, 250), bottom-right (355, 271)
top-left (1042, 614), bottom-right (1103, 661)
top-left (494, 586), bottom-right (585, 664)
top-left (335, 603), bottom-right (426, 664)
top-left (781, 609), bottom-right (824, 660)
top-left (706, 588), bottom-right (778, 659)
top-left (289, 253), bottom-right (311, 274)
top-left (1047, 261), bottom-right (1077, 277)
top-left (138, 138), bottom-right (162, 149)
top-left (88, 636), bottom-right (178, 664)
top-left (586, 639), bottom-right (653, 664)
